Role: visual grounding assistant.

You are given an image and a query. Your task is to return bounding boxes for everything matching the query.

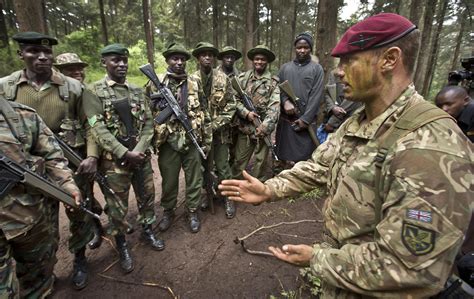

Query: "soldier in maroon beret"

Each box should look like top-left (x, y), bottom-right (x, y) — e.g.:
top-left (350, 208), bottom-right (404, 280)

top-left (220, 13), bottom-right (473, 297)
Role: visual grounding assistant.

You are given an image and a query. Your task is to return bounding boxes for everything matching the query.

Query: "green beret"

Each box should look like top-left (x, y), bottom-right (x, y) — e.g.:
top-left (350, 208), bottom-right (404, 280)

top-left (247, 45), bottom-right (276, 63)
top-left (54, 53), bottom-right (88, 68)
top-left (217, 46), bottom-right (242, 60)
top-left (162, 43), bottom-right (191, 60)
top-left (100, 43), bottom-right (129, 56)
top-left (192, 42), bottom-right (219, 58)
top-left (12, 31), bottom-right (58, 46)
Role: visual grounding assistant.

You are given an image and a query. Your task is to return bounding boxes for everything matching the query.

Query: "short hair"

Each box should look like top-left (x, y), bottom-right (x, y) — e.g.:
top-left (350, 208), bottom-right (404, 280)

top-left (435, 85), bottom-right (468, 100)
top-left (374, 29), bottom-right (421, 76)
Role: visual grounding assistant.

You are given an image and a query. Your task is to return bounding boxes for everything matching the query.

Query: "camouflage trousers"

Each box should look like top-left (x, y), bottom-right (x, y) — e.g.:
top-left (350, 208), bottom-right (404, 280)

top-left (205, 132), bottom-right (232, 182)
top-left (99, 157), bottom-right (156, 236)
top-left (158, 142), bottom-right (202, 212)
top-left (231, 133), bottom-right (270, 181)
top-left (0, 215), bottom-right (57, 299)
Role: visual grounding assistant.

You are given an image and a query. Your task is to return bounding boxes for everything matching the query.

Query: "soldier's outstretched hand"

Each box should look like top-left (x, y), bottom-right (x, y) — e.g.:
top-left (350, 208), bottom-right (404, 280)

top-left (268, 244), bottom-right (312, 266)
top-left (76, 156), bottom-right (98, 180)
top-left (219, 170), bottom-right (272, 204)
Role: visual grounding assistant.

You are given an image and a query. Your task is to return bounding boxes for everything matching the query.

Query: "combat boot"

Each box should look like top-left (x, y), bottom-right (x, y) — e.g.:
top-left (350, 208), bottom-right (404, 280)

top-left (88, 218), bottom-right (104, 250)
top-left (188, 211), bottom-right (200, 233)
top-left (200, 196), bottom-right (209, 211)
top-left (224, 198), bottom-right (236, 219)
top-left (142, 224), bottom-right (165, 251)
top-left (158, 209), bottom-right (175, 232)
top-left (71, 247), bottom-right (88, 290)
top-left (114, 235), bottom-right (134, 273)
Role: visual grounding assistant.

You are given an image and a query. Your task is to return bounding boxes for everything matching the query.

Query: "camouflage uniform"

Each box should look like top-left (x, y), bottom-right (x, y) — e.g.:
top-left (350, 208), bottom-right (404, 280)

top-left (0, 98), bottom-right (79, 298)
top-left (0, 69), bottom-right (96, 255)
top-left (192, 68), bottom-right (236, 184)
top-left (265, 86), bottom-right (473, 297)
top-left (232, 69), bottom-right (280, 181)
top-left (85, 77), bottom-right (156, 236)
top-left (147, 73), bottom-right (212, 212)
top-left (216, 65), bottom-right (240, 78)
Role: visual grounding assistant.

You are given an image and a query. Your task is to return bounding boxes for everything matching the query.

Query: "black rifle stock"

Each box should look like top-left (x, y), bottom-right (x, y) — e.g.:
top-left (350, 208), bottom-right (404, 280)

top-left (278, 80), bottom-right (319, 146)
top-left (139, 63), bottom-right (206, 159)
top-left (0, 154), bottom-right (100, 219)
top-left (55, 135), bottom-right (117, 198)
top-left (231, 77), bottom-right (278, 160)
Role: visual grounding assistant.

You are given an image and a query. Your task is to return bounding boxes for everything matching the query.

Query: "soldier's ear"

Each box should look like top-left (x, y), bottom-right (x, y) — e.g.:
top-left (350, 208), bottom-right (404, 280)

top-left (100, 57), bottom-right (106, 67)
top-left (17, 49), bottom-right (24, 60)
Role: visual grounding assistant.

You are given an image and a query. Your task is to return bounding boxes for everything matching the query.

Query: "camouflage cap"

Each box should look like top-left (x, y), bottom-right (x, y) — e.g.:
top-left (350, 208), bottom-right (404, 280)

top-left (192, 42), bottom-right (219, 58)
top-left (217, 46), bottom-right (242, 60)
top-left (54, 53), bottom-right (88, 68)
top-left (247, 45), bottom-right (276, 63)
top-left (12, 31), bottom-right (58, 46)
top-left (162, 43), bottom-right (191, 60)
top-left (100, 43), bottom-right (129, 57)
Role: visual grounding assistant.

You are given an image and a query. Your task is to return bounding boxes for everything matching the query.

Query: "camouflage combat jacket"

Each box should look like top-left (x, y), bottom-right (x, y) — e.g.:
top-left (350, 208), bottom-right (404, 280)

top-left (265, 85), bottom-right (473, 297)
top-left (216, 65), bottom-right (240, 78)
top-left (192, 68), bottom-right (236, 143)
top-left (235, 69), bottom-right (280, 138)
top-left (85, 77), bottom-right (154, 160)
top-left (146, 73), bottom-right (212, 154)
top-left (0, 99), bottom-right (79, 240)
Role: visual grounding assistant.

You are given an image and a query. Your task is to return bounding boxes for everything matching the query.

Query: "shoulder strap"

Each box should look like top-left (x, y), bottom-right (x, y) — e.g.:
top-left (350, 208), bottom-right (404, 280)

top-left (0, 71), bottom-right (22, 101)
top-left (373, 101), bottom-right (453, 223)
top-left (0, 95), bottom-right (27, 143)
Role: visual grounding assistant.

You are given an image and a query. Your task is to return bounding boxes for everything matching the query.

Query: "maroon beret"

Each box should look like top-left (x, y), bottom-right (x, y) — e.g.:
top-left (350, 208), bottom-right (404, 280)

top-left (331, 13), bottom-right (416, 57)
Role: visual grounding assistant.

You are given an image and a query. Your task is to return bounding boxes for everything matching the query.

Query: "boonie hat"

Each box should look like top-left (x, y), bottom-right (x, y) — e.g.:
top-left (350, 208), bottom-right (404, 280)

top-left (217, 46), bottom-right (242, 60)
top-left (162, 43), bottom-right (191, 60)
top-left (247, 45), bottom-right (276, 63)
top-left (192, 42), bottom-right (219, 58)
top-left (54, 53), bottom-right (88, 67)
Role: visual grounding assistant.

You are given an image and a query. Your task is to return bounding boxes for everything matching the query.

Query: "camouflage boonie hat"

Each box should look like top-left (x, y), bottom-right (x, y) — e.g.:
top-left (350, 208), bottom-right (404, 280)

top-left (247, 45), bottom-right (276, 63)
top-left (192, 42), bottom-right (219, 58)
top-left (54, 53), bottom-right (88, 68)
top-left (100, 43), bottom-right (129, 56)
top-left (12, 31), bottom-right (58, 46)
top-left (217, 46), bottom-right (242, 60)
top-left (162, 43), bottom-right (191, 60)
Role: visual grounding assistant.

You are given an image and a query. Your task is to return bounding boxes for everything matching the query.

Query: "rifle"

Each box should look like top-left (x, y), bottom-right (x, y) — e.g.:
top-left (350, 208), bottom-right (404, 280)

top-left (203, 156), bottom-right (217, 214)
top-left (0, 153), bottom-right (100, 220)
top-left (55, 135), bottom-right (116, 198)
top-left (278, 80), bottom-right (319, 146)
top-left (230, 77), bottom-right (278, 161)
top-left (139, 63), bottom-right (206, 159)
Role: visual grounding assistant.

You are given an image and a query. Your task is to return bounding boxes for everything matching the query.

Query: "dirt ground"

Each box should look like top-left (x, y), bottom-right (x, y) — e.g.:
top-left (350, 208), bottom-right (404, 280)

top-left (52, 157), bottom-right (325, 299)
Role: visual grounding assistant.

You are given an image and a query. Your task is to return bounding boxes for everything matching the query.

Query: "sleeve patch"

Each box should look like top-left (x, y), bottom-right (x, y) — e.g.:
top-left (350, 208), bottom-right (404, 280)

top-left (88, 115), bottom-right (97, 127)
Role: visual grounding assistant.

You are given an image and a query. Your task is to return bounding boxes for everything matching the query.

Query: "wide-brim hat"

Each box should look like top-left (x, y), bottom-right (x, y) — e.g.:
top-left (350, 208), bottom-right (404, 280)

top-left (12, 31), bottom-right (58, 46)
top-left (162, 43), bottom-right (191, 60)
top-left (54, 53), bottom-right (88, 68)
top-left (192, 42), bottom-right (219, 58)
top-left (247, 45), bottom-right (275, 63)
top-left (217, 46), bottom-right (242, 60)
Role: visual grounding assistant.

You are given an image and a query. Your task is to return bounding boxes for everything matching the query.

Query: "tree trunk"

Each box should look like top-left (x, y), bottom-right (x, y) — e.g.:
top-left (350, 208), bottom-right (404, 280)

top-left (13, 0), bottom-right (47, 33)
top-left (414, 0), bottom-right (436, 91)
top-left (142, 0), bottom-right (154, 65)
top-left (409, 0), bottom-right (425, 28)
top-left (450, 9), bottom-right (467, 70)
top-left (99, 0), bottom-right (109, 45)
top-left (289, 0), bottom-right (298, 61)
top-left (0, 2), bottom-right (9, 48)
top-left (195, 0), bottom-right (202, 45)
top-left (244, 0), bottom-right (255, 69)
top-left (269, 0), bottom-right (274, 52)
top-left (315, 0), bottom-right (340, 74)
top-left (422, 0), bottom-right (448, 96)
top-left (212, 0), bottom-right (219, 47)
top-left (225, 0), bottom-right (230, 46)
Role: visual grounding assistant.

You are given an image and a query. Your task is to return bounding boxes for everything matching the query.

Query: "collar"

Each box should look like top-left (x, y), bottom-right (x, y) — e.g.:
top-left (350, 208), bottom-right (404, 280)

top-left (251, 69), bottom-right (271, 80)
top-left (293, 57), bottom-right (312, 67)
top-left (344, 84), bottom-right (416, 140)
top-left (105, 76), bottom-right (128, 88)
top-left (457, 99), bottom-right (474, 126)
top-left (18, 68), bottom-right (64, 86)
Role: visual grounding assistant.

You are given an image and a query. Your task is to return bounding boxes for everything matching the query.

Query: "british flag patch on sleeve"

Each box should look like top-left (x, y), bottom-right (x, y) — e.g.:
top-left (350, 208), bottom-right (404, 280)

top-left (406, 209), bottom-right (432, 223)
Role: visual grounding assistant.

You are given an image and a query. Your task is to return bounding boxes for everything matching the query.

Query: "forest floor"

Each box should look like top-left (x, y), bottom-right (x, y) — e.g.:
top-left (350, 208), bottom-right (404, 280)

top-left (51, 157), bottom-right (325, 299)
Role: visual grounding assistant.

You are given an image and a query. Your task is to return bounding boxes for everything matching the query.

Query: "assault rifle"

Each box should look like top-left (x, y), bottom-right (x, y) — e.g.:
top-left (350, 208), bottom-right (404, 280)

top-left (139, 63), bottom-right (206, 159)
top-left (0, 153), bottom-right (100, 219)
top-left (55, 135), bottom-right (116, 198)
top-left (278, 80), bottom-right (319, 146)
top-left (231, 77), bottom-right (278, 161)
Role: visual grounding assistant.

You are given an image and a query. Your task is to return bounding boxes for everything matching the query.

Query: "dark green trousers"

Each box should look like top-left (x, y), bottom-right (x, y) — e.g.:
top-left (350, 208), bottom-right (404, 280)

top-left (231, 133), bottom-right (270, 181)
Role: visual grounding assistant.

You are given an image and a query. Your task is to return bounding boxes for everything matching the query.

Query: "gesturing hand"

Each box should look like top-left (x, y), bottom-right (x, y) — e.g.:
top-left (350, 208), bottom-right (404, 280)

top-left (268, 244), bottom-right (313, 266)
top-left (218, 170), bottom-right (272, 205)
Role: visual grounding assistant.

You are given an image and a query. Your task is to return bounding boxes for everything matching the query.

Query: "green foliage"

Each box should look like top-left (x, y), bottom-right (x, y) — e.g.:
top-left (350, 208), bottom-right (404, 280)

top-left (54, 28), bottom-right (103, 68)
top-left (299, 267), bottom-right (322, 296)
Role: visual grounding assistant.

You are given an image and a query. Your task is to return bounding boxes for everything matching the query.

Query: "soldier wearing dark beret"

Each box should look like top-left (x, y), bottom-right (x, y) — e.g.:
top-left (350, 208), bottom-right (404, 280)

top-left (84, 43), bottom-right (164, 274)
top-left (220, 13), bottom-right (473, 297)
top-left (0, 31), bottom-right (101, 292)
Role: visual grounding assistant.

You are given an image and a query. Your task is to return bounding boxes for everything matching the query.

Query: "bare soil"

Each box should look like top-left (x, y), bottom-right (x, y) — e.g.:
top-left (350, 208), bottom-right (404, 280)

top-left (52, 157), bottom-right (325, 299)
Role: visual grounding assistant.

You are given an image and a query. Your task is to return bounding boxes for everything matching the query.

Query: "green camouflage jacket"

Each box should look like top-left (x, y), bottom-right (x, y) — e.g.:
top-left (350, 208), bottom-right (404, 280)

top-left (235, 69), bottom-right (280, 137)
top-left (145, 73), bottom-right (212, 154)
top-left (265, 86), bottom-right (473, 297)
top-left (216, 64), bottom-right (240, 78)
top-left (192, 68), bottom-right (236, 143)
top-left (0, 100), bottom-right (78, 240)
top-left (85, 77), bottom-right (154, 160)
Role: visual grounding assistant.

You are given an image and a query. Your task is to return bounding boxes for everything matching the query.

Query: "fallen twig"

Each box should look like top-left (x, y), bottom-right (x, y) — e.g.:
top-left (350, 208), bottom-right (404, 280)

top-left (239, 240), bottom-right (274, 257)
top-left (236, 219), bottom-right (318, 242)
top-left (97, 273), bottom-right (177, 298)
